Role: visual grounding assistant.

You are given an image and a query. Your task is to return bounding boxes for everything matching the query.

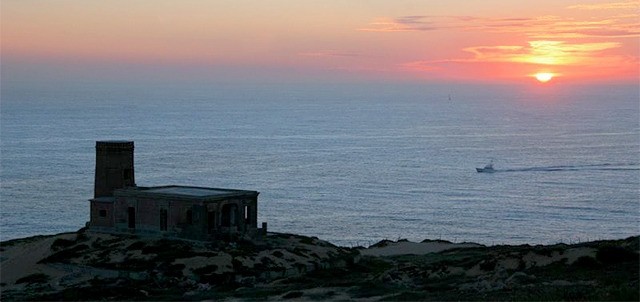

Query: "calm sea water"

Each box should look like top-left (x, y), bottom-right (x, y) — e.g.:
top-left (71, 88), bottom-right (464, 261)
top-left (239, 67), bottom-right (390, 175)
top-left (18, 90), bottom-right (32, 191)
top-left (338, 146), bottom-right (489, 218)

top-left (1, 83), bottom-right (638, 246)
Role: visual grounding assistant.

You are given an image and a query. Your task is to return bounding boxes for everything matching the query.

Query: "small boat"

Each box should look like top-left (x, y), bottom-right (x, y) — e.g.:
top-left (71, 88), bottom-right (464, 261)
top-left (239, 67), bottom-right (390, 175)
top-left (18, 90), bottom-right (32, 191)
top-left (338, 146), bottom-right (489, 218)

top-left (476, 161), bottom-right (495, 173)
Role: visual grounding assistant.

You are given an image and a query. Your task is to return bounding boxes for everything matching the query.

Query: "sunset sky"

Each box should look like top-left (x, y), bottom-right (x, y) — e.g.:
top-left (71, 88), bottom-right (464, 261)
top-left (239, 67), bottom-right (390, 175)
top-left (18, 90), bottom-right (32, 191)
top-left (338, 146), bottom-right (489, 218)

top-left (2, 0), bottom-right (638, 86)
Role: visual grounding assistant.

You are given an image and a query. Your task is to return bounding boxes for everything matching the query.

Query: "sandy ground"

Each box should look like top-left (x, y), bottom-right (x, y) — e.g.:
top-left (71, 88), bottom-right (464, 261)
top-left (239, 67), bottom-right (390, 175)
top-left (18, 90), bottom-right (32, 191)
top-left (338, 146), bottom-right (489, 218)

top-left (0, 232), bottom-right (141, 291)
top-left (360, 241), bottom-right (483, 256)
top-left (1, 233), bottom-right (76, 286)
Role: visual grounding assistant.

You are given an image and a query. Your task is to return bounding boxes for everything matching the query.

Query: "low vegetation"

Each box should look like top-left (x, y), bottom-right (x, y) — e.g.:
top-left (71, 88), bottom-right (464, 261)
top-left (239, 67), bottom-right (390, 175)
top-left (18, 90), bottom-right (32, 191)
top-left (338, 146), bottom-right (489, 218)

top-left (1, 232), bottom-right (637, 301)
top-left (15, 273), bottom-right (50, 285)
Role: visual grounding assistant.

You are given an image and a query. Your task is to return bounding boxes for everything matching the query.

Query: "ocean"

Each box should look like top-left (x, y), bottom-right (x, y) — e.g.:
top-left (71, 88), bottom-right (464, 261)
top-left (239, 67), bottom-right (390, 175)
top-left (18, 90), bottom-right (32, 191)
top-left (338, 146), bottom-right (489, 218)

top-left (1, 83), bottom-right (638, 246)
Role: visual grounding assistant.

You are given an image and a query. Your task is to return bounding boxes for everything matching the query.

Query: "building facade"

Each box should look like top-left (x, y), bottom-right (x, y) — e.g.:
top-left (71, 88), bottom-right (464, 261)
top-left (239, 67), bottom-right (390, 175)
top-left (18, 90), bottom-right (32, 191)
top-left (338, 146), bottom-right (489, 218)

top-left (89, 141), bottom-right (260, 240)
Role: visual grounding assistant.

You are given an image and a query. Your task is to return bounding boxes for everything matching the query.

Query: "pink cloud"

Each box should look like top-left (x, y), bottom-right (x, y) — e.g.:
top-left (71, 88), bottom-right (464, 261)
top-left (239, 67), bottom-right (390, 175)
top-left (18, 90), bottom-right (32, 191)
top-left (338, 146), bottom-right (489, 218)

top-left (298, 51), bottom-right (359, 58)
top-left (359, 12), bottom-right (639, 38)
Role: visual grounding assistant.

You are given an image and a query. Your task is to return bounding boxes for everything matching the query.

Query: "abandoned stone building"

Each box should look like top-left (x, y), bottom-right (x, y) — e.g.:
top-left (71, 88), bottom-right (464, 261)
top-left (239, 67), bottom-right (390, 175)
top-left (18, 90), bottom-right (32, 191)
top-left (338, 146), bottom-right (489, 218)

top-left (88, 141), bottom-right (261, 240)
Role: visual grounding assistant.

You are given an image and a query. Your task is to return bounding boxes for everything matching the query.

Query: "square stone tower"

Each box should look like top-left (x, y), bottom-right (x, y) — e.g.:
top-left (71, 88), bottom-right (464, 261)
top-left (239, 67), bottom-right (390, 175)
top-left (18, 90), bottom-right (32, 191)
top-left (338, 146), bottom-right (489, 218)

top-left (94, 141), bottom-right (136, 198)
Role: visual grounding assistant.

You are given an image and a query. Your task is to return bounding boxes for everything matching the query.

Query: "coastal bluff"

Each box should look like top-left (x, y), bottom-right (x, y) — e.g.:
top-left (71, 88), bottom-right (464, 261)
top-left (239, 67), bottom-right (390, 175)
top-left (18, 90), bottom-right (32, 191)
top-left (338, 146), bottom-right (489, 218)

top-left (1, 229), bottom-right (638, 301)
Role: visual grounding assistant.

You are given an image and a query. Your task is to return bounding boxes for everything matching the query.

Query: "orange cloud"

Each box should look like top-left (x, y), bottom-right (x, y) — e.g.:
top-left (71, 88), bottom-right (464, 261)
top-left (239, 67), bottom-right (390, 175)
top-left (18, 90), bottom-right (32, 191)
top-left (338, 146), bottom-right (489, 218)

top-left (463, 40), bottom-right (622, 65)
top-left (405, 41), bottom-right (624, 67)
top-left (403, 40), bottom-right (634, 82)
top-left (363, 2), bottom-right (638, 82)
top-left (567, 1), bottom-right (639, 10)
top-left (483, 15), bottom-right (640, 39)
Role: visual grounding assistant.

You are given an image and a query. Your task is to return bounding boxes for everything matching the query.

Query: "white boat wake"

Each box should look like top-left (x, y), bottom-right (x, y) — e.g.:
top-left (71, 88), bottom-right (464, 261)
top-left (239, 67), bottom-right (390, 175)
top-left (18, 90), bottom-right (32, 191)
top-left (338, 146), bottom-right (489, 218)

top-left (478, 163), bottom-right (639, 173)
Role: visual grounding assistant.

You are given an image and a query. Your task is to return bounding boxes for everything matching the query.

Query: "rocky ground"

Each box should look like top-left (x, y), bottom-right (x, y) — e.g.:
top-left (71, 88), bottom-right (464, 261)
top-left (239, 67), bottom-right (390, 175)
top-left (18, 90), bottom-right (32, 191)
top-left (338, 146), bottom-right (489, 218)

top-left (1, 229), bottom-right (638, 301)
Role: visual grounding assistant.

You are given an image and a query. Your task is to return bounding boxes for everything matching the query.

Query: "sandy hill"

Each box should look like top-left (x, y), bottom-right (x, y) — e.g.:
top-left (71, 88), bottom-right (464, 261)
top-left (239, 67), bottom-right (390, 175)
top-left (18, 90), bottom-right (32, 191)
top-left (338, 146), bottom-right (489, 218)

top-left (1, 229), bottom-right (638, 301)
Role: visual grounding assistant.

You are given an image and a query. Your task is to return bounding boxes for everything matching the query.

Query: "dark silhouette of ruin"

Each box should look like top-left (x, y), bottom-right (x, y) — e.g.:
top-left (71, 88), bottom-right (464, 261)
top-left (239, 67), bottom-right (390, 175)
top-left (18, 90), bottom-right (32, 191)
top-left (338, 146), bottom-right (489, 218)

top-left (88, 141), bottom-right (263, 240)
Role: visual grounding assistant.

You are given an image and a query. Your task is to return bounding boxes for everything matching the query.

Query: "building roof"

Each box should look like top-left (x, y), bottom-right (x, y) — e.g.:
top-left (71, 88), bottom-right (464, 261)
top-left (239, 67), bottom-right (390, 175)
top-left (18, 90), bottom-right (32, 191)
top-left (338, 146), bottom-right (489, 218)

top-left (113, 185), bottom-right (259, 201)
top-left (91, 197), bottom-right (116, 203)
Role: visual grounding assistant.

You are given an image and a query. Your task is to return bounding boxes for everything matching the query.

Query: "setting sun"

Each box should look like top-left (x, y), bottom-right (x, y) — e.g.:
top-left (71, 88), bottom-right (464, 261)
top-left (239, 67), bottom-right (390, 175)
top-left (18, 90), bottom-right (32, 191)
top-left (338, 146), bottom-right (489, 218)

top-left (535, 72), bottom-right (554, 83)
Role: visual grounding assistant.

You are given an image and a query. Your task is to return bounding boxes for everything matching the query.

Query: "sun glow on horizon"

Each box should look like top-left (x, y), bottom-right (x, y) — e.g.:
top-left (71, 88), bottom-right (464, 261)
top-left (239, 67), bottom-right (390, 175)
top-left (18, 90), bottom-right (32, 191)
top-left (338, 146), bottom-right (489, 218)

top-left (2, 1), bottom-right (638, 85)
top-left (534, 72), bottom-right (555, 83)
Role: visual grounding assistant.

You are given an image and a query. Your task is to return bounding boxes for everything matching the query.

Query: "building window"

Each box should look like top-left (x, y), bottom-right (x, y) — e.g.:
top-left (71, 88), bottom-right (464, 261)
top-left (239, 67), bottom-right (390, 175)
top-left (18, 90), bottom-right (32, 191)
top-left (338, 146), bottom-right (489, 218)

top-left (244, 206), bottom-right (249, 221)
top-left (186, 209), bottom-right (193, 225)
top-left (99, 210), bottom-right (107, 217)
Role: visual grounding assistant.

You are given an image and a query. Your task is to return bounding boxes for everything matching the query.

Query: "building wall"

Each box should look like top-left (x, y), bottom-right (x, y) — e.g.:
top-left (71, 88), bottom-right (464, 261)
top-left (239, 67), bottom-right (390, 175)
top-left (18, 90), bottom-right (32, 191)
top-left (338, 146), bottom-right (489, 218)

top-left (136, 198), bottom-right (165, 232)
top-left (108, 195), bottom-right (259, 240)
top-left (90, 201), bottom-right (115, 228)
top-left (168, 200), bottom-right (204, 238)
